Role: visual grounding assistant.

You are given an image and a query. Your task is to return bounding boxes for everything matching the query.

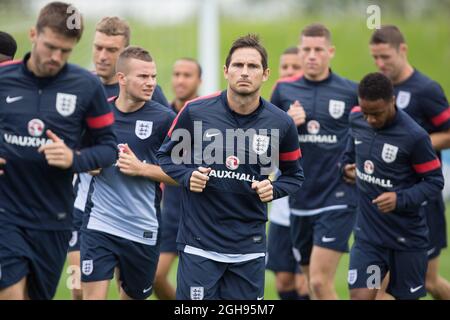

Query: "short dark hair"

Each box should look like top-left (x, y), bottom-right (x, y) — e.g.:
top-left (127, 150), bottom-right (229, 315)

top-left (225, 34), bottom-right (268, 70)
top-left (96, 17), bottom-right (130, 47)
top-left (176, 57), bottom-right (202, 78)
top-left (116, 46), bottom-right (153, 72)
top-left (358, 72), bottom-right (394, 102)
top-left (0, 31), bottom-right (17, 58)
top-left (36, 2), bottom-right (84, 42)
top-left (301, 23), bottom-right (331, 43)
top-left (282, 46), bottom-right (299, 55)
top-left (370, 25), bottom-right (405, 49)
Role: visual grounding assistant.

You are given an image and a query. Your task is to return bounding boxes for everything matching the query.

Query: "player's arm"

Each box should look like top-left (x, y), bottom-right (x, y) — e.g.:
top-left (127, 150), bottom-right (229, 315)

top-left (42, 82), bottom-right (117, 172)
top-left (394, 134), bottom-right (444, 212)
top-left (341, 129), bottom-right (356, 184)
top-left (271, 118), bottom-right (304, 200)
top-left (270, 83), bottom-right (305, 126)
top-left (420, 82), bottom-right (450, 150)
top-left (157, 105), bottom-right (197, 188)
top-left (117, 144), bottom-right (177, 185)
top-left (430, 127), bottom-right (450, 151)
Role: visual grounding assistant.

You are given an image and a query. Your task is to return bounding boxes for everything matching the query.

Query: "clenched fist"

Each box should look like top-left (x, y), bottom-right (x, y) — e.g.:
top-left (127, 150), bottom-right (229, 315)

top-left (287, 100), bottom-right (306, 126)
top-left (252, 179), bottom-right (273, 202)
top-left (372, 192), bottom-right (397, 213)
top-left (190, 167), bottom-right (211, 192)
top-left (38, 130), bottom-right (74, 169)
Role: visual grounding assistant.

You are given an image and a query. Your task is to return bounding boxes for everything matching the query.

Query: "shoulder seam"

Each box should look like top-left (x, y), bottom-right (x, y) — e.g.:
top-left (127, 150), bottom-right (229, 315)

top-left (184, 91), bottom-right (222, 108)
top-left (0, 59), bottom-right (22, 68)
top-left (275, 73), bottom-right (303, 85)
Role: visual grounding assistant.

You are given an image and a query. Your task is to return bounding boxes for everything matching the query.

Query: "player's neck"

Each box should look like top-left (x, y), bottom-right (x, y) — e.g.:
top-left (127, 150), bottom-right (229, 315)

top-left (392, 63), bottom-right (414, 85)
top-left (227, 89), bottom-right (261, 115)
top-left (27, 55), bottom-right (51, 77)
top-left (173, 95), bottom-right (197, 113)
top-left (100, 74), bottom-right (119, 86)
top-left (304, 68), bottom-right (330, 82)
top-left (115, 94), bottom-right (146, 113)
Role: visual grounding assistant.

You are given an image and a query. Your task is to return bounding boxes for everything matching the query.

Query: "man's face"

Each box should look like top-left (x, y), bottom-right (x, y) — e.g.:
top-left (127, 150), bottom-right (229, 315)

top-left (370, 43), bottom-right (406, 82)
top-left (360, 97), bottom-right (395, 129)
top-left (224, 47), bottom-right (269, 96)
top-left (29, 27), bottom-right (77, 77)
top-left (298, 36), bottom-right (334, 80)
top-left (93, 31), bottom-right (126, 81)
top-left (279, 53), bottom-right (302, 78)
top-left (172, 60), bottom-right (201, 101)
top-left (120, 58), bottom-right (157, 102)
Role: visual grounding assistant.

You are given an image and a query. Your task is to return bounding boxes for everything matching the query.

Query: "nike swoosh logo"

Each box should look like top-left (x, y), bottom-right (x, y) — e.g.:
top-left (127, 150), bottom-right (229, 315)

top-left (205, 132), bottom-right (220, 138)
top-left (354, 139), bottom-right (363, 145)
top-left (321, 236), bottom-right (336, 243)
top-left (410, 285), bottom-right (423, 293)
top-left (143, 285), bottom-right (153, 293)
top-left (6, 96), bottom-right (23, 103)
top-left (257, 296), bottom-right (264, 300)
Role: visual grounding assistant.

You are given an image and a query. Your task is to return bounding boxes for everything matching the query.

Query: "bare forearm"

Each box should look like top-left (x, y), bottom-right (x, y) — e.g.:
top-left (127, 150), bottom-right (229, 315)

top-left (430, 131), bottom-right (450, 151)
top-left (139, 163), bottom-right (178, 185)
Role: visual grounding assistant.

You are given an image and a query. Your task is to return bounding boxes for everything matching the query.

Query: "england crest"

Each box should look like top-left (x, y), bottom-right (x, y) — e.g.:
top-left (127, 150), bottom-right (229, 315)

top-left (329, 99), bottom-right (345, 119)
top-left (56, 93), bottom-right (77, 117)
top-left (135, 120), bottom-right (153, 140)
top-left (396, 91), bottom-right (411, 109)
top-left (252, 134), bottom-right (270, 155)
top-left (82, 260), bottom-right (93, 276)
top-left (190, 286), bottom-right (204, 300)
top-left (381, 143), bottom-right (399, 163)
top-left (348, 269), bottom-right (358, 285)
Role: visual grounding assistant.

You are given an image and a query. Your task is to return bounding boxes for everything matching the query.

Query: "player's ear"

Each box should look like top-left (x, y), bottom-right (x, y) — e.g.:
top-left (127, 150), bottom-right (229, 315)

top-left (399, 43), bottom-right (408, 57)
top-left (262, 67), bottom-right (270, 82)
top-left (223, 65), bottom-right (229, 80)
top-left (328, 45), bottom-right (336, 59)
top-left (117, 72), bottom-right (126, 85)
top-left (29, 27), bottom-right (37, 43)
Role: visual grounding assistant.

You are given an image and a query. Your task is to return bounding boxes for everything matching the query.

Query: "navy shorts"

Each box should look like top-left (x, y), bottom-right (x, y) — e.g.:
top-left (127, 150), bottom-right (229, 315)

top-left (159, 210), bottom-right (180, 254)
top-left (290, 208), bottom-right (356, 266)
top-left (266, 222), bottom-right (299, 273)
top-left (80, 228), bottom-right (160, 300)
top-left (67, 208), bottom-right (84, 252)
top-left (424, 197), bottom-right (447, 259)
top-left (176, 251), bottom-right (265, 300)
top-left (348, 238), bottom-right (427, 300)
top-left (0, 223), bottom-right (71, 300)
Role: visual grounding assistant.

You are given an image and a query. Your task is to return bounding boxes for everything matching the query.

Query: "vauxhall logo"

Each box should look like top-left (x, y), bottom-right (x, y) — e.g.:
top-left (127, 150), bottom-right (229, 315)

top-left (170, 121), bottom-right (280, 175)
top-left (4, 119), bottom-right (52, 148)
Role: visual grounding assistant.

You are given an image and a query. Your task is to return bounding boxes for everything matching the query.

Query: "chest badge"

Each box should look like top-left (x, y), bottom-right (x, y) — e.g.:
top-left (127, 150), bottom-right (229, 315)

top-left (252, 134), bottom-right (270, 155)
top-left (28, 119), bottom-right (45, 137)
top-left (364, 160), bottom-right (375, 175)
top-left (329, 99), bottom-right (346, 119)
top-left (135, 120), bottom-right (153, 140)
top-left (56, 93), bottom-right (77, 117)
top-left (396, 91), bottom-right (411, 109)
top-left (307, 120), bottom-right (320, 134)
top-left (381, 143), bottom-right (399, 163)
